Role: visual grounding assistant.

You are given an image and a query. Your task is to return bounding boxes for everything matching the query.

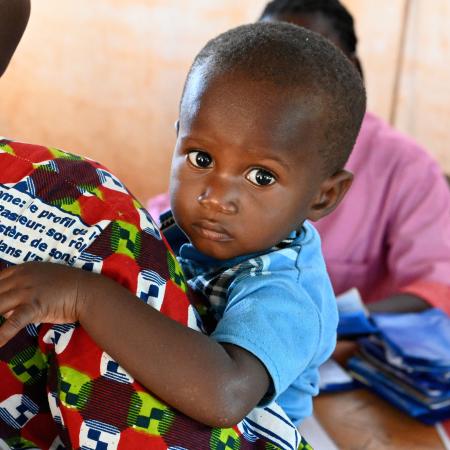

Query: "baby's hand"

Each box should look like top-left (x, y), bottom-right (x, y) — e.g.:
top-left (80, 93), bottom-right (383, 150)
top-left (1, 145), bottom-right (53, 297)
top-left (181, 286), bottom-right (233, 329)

top-left (0, 262), bottom-right (90, 347)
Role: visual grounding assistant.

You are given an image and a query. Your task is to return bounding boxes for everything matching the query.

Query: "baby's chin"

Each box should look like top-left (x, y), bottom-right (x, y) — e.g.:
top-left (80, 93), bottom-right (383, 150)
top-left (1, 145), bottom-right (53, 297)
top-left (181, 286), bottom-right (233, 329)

top-left (192, 237), bottom-right (271, 261)
top-left (192, 239), bottom-right (238, 261)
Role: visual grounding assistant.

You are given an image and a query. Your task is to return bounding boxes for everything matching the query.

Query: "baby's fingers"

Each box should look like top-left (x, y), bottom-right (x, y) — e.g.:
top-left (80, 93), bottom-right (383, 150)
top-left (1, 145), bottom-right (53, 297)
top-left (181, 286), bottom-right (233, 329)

top-left (0, 304), bottom-right (35, 347)
top-left (0, 288), bottom-right (23, 317)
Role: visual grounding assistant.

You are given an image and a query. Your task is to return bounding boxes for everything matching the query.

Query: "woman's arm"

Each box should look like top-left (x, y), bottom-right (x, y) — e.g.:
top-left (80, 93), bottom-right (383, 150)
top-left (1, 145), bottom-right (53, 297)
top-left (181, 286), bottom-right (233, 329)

top-left (0, 262), bottom-right (269, 427)
top-left (366, 293), bottom-right (429, 313)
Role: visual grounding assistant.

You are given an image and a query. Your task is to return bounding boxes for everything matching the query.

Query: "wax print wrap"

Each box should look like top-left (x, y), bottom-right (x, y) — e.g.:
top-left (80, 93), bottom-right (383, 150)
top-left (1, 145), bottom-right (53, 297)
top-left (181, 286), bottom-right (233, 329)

top-left (0, 139), bottom-right (310, 450)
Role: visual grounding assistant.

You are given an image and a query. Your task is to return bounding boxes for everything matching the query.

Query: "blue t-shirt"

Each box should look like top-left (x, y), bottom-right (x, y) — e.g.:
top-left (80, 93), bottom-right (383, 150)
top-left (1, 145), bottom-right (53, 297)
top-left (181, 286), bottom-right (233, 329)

top-left (160, 212), bottom-right (338, 425)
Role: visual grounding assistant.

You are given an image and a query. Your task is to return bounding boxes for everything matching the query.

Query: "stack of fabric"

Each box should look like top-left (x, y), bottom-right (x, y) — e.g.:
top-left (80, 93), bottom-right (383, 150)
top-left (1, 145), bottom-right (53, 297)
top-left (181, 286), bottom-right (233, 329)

top-left (348, 308), bottom-right (450, 424)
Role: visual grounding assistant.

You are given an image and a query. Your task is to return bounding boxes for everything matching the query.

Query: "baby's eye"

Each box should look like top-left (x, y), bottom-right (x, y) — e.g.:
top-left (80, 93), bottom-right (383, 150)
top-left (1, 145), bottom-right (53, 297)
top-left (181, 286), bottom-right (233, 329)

top-left (246, 168), bottom-right (276, 186)
top-left (187, 150), bottom-right (213, 168)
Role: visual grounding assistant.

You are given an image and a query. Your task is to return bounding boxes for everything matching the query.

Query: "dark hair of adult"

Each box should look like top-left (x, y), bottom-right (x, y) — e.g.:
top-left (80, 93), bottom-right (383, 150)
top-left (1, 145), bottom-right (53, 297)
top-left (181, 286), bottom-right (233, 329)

top-left (181, 22), bottom-right (366, 174)
top-left (260, 0), bottom-right (357, 55)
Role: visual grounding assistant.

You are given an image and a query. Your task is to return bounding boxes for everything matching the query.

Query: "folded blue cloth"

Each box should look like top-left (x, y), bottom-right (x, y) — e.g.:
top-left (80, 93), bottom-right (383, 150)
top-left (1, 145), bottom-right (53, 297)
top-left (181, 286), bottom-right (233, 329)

top-left (371, 309), bottom-right (450, 368)
top-left (348, 356), bottom-right (450, 424)
top-left (359, 337), bottom-right (450, 394)
top-left (349, 308), bottom-right (450, 424)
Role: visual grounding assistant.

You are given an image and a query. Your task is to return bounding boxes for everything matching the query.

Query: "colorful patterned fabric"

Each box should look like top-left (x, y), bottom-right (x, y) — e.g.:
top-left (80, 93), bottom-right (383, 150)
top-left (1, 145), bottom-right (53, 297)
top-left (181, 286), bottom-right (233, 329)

top-left (0, 139), bottom-right (309, 450)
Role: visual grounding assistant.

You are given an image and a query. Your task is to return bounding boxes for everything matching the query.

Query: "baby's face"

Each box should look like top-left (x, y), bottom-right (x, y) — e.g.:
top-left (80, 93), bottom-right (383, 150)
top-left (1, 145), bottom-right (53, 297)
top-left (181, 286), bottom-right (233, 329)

top-left (170, 71), bottom-right (327, 260)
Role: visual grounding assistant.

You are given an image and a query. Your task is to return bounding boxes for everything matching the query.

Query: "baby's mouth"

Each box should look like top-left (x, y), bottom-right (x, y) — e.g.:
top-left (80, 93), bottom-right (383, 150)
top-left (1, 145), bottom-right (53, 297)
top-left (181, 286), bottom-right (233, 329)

top-left (192, 220), bottom-right (233, 242)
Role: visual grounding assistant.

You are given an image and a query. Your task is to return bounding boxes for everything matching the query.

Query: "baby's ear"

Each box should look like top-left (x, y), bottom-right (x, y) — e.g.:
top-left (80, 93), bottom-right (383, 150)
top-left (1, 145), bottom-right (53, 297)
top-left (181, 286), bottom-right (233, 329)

top-left (307, 169), bottom-right (353, 221)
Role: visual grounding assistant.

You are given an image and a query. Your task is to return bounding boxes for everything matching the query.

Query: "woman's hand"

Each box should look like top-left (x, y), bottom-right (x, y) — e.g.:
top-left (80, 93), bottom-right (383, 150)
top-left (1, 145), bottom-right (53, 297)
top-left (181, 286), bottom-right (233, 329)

top-left (332, 339), bottom-right (359, 366)
top-left (0, 262), bottom-right (90, 346)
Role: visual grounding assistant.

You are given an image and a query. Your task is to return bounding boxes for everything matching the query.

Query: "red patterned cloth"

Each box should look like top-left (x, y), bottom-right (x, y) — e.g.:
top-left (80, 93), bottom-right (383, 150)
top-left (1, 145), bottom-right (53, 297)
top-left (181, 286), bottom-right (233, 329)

top-left (0, 139), bottom-right (307, 450)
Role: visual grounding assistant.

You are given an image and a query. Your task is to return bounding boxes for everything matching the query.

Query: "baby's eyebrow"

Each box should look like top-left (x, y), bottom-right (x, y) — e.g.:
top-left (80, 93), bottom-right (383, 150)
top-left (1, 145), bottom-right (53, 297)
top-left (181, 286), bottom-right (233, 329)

top-left (250, 151), bottom-right (292, 172)
top-left (179, 135), bottom-right (214, 148)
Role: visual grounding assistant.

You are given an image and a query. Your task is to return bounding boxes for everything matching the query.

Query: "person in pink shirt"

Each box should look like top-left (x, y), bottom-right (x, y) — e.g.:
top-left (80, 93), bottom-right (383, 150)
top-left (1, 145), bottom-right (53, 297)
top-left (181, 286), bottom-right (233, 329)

top-left (315, 110), bottom-right (450, 314)
top-left (148, 0), bottom-right (450, 316)
top-left (258, 0), bottom-right (450, 316)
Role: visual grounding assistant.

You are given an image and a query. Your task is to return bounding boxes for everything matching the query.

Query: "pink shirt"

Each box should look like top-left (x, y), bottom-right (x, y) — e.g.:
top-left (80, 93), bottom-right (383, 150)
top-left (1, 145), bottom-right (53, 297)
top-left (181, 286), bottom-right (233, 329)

top-left (315, 112), bottom-right (450, 313)
top-left (147, 112), bottom-right (450, 314)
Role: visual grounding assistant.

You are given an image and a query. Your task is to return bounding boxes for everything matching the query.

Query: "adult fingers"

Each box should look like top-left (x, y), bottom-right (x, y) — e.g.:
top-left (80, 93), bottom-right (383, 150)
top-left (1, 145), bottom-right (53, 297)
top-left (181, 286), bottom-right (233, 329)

top-left (0, 304), bottom-right (35, 347)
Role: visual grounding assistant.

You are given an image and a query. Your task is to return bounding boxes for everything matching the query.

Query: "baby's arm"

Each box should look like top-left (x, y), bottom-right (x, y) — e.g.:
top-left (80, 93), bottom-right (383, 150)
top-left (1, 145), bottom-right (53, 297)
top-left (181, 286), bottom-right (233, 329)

top-left (0, 262), bottom-right (269, 427)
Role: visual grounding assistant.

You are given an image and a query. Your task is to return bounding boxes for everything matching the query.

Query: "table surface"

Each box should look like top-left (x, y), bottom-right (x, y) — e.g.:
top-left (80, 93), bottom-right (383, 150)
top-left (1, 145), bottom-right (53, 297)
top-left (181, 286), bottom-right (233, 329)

top-left (313, 388), bottom-right (445, 450)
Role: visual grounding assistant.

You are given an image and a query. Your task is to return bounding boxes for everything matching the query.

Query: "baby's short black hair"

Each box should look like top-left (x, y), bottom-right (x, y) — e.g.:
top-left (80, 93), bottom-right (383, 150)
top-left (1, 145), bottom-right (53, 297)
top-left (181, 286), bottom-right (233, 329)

top-left (260, 0), bottom-right (358, 56)
top-left (182, 22), bottom-right (365, 174)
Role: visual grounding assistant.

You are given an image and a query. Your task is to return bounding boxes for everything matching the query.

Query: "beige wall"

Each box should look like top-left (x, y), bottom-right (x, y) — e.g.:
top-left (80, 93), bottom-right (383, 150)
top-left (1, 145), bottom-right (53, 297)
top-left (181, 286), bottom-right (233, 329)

top-left (345, 0), bottom-right (450, 170)
top-left (0, 0), bottom-right (449, 203)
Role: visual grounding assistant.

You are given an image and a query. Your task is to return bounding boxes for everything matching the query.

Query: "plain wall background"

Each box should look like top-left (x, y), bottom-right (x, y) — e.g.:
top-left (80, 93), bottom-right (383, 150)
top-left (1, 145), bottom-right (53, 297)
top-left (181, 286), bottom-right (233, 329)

top-left (0, 0), bottom-right (448, 203)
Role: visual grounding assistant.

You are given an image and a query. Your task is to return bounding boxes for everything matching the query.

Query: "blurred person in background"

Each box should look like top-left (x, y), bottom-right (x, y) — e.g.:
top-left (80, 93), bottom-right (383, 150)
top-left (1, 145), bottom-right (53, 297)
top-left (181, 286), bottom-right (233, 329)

top-left (259, 0), bottom-right (450, 316)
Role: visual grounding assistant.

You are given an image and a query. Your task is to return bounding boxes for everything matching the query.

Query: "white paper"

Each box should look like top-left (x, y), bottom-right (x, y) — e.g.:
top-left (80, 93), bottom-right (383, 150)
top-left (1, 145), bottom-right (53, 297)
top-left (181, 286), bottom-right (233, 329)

top-left (336, 287), bottom-right (369, 315)
top-left (299, 415), bottom-right (339, 450)
top-left (437, 422), bottom-right (450, 450)
top-left (319, 358), bottom-right (353, 389)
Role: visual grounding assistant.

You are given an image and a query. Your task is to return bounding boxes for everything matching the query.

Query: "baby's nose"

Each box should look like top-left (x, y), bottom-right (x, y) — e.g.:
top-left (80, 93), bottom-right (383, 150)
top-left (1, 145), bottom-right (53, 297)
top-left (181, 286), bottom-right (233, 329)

top-left (197, 179), bottom-right (238, 214)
